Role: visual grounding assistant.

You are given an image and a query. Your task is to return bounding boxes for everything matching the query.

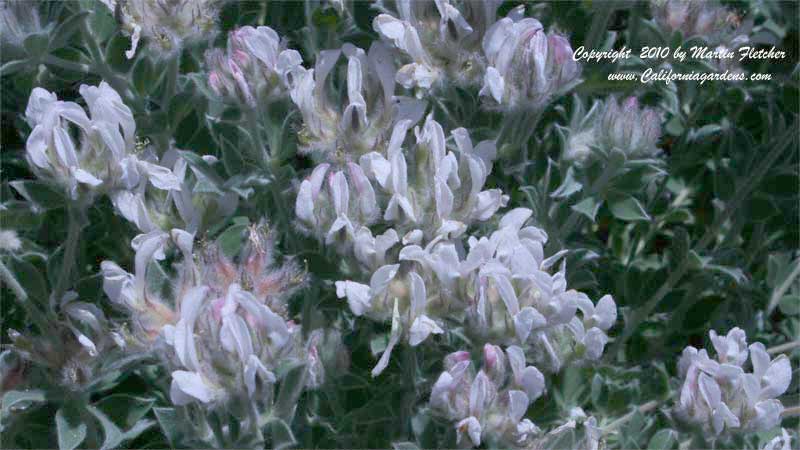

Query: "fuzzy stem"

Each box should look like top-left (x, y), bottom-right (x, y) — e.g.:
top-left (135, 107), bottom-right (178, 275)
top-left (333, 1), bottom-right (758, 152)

top-left (42, 55), bottom-right (91, 73)
top-left (767, 261), bottom-right (800, 314)
top-left (51, 203), bottom-right (85, 310)
top-left (610, 126), bottom-right (795, 357)
top-left (767, 340), bottom-right (800, 355)
top-left (603, 399), bottom-right (660, 434)
top-left (781, 406), bottom-right (800, 418)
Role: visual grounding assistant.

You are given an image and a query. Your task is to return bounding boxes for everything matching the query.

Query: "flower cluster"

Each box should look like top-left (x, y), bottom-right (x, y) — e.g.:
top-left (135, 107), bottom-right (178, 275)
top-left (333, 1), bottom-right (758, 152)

top-left (675, 328), bottom-right (792, 436)
top-left (375, 2), bottom-right (581, 110)
top-left (102, 224), bottom-right (322, 408)
top-left (23, 82), bottom-right (180, 202)
top-left (480, 15), bottom-right (580, 111)
top-left (373, 0), bottom-right (503, 93)
top-left (563, 96), bottom-right (663, 165)
top-left (651, 0), bottom-right (746, 47)
top-left (335, 206), bottom-right (616, 376)
top-left (429, 345), bottom-right (544, 447)
top-left (296, 115), bottom-right (506, 254)
top-left (205, 26), bottom-right (302, 106)
top-left (288, 43), bottom-right (407, 156)
top-left (100, 0), bottom-right (218, 59)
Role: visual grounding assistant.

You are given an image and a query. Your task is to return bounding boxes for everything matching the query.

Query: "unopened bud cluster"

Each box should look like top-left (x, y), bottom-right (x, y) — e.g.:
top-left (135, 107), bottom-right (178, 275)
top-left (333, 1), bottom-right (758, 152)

top-left (206, 26), bottom-right (302, 106)
top-left (564, 96), bottom-right (662, 165)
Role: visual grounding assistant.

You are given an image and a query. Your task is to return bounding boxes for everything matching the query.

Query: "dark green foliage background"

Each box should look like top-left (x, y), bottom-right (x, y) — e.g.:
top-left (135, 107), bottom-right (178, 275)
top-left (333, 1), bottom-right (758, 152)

top-left (0, 1), bottom-right (798, 449)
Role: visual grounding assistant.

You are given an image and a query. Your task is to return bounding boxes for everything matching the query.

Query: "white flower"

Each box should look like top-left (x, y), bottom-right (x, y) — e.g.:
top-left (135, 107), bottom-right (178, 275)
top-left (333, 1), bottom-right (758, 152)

top-left (430, 346), bottom-right (545, 448)
top-left (205, 26), bottom-right (302, 105)
top-left (481, 15), bottom-right (580, 110)
top-left (169, 370), bottom-right (218, 405)
top-left (675, 328), bottom-right (793, 438)
top-left (374, 0), bottom-right (502, 93)
top-left (288, 43), bottom-right (399, 155)
top-left (762, 429), bottom-right (792, 450)
top-left (101, 0), bottom-right (218, 59)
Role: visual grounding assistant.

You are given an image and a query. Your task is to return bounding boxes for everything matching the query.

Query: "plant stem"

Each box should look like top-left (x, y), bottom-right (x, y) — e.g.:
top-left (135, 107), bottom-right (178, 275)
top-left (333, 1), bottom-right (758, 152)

top-left (767, 261), bottom-right (800, 314)
top-left (42, 55), bottom-right (91, 73)
top-left (51, 203), bottom-right (85, 310)
top-left (609, 126), bottom-right (795, 357)
top-left (603, 399), bottom-right (660, 434)
top-left (781, 406), bottom-right (800, 418)
top-left (767, 340), bottom-right (800, 355)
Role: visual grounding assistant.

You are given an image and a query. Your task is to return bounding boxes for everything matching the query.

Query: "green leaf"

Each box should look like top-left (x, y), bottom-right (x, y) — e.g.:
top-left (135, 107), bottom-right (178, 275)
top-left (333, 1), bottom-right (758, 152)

top-left (571, 196), bottom-right (602, 222)
top-left (153, 407), bottom-right (181, 448)
top-left (779, 295), bottom-right (800, 315)
top-left (50, 11), bottom-right (90, 49)
top-left (706, 264), bottom-right (747, 285)
top-left (94, 394), bottom-right (155, 429)
top-left (56, 406), bottom-right (87, 450)
top-left (648, 428), bottom-right (678, 450)
top-left (132, 56), bottom-right (155, 95)
top-left (7, 255), bottom-right (48, 303)
top-left (23, 33), bottom-right (49, 58)
top-left (217, 218), bottom-right (250, 257)
top-left (2, 389), bottom-right (46, 416)
top-left (551, 166), bottom-right (583, 198)
top-left (9, 180), bottom-right (65, 211)
top-left (274, 362), bottom-right (308, 418)
top-left (610, 197), bottom-right (651, 222)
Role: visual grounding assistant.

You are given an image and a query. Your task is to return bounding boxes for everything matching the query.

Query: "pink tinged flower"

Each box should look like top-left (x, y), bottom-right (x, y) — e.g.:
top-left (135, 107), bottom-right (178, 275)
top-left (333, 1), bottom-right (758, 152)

top-left (170, 370), bottom-right (217, 405)
top-left (295, 163), bottom-right (330, 226)
top-left (506, 345), bottom-right (545, 401)
top-left (697, 372), bottom-right (740, 434)
top-left (483, 343), bottom-right (507, 385)
top-left (513, 307), bottom-right (547, 343)
top-left (408, 272), bottom-right (444, 346)
top-left (444, 351), bottom-right (471, 369)
top-left (507, 390), bottom-right (530, 423)
top-left (709, 328), bottom-right (749, 366)
top-left (456, 416), bottom-right (482, 447)
top-left (749, 343), bottom-right (791, 399)
top-left (347, 162), bottom-right (377, 220)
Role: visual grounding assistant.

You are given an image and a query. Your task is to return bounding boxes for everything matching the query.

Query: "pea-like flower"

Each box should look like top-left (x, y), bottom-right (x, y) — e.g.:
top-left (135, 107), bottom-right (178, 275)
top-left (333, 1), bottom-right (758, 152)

top-left (373, 0), bottom-right (503, 93)
top-left (100, 0), bottom-right (218, 59)
top-left (675, 328), bottom-right (792, 437)
top-left (205, 26), bottom-right (302, 106)
top-left (336, 208), bottom-right (616, 376)
top-left (23, 83), bottom-right (180, 201)
top-left (288, 43), bottom-right (399, 156)
top-left (101, 224), bottom-right (323, 411)
top-left (429, 345), bottom-right (544, 448)
top-left (480, 15), bottom-right (580, 111)
top-left (651, 0), bottom-right (748, 47)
